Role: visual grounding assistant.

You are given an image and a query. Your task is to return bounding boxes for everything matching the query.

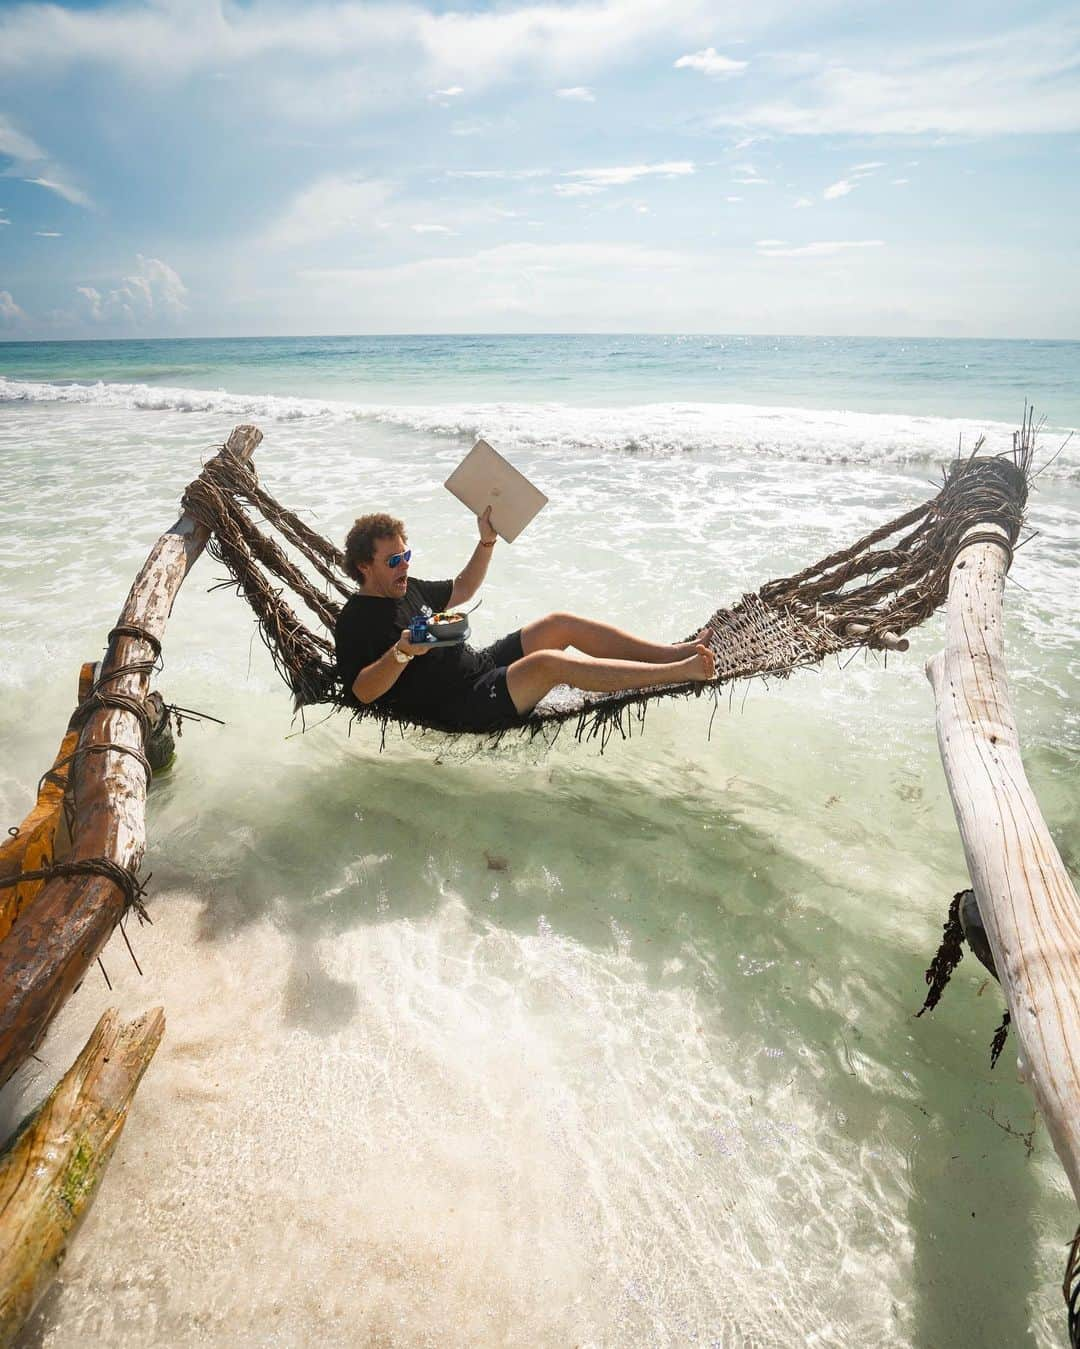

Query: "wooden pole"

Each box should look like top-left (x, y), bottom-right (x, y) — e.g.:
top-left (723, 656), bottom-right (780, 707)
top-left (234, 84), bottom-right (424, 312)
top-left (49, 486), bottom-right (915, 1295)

top-left (0, 1006), bottom-right (164, 1347)
top-left (0, 426), bottom-right (262, 1088)
top-left (0, 663), bottom-right (95, 943)
top-left (927, 522), bottom-right (1080, 1204)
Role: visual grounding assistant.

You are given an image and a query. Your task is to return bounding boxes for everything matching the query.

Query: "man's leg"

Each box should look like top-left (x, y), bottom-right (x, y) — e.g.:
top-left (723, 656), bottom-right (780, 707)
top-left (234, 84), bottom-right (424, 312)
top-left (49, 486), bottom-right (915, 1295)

top-left (506, 645), bottom-right (716, 716)
top-left (520, 612), bottom-right (706, 664)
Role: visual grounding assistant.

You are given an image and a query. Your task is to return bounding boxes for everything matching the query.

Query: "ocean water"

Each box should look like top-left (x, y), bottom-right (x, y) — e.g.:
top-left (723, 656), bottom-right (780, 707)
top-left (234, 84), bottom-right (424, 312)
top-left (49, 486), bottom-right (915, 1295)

top-left (0, 336), bottom-right (1078, 1348)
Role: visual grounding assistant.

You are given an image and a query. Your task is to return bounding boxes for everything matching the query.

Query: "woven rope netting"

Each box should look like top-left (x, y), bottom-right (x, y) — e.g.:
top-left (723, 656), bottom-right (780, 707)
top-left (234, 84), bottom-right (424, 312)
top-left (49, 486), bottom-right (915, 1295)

top-left (180, 432), bottom-right (1030, 745)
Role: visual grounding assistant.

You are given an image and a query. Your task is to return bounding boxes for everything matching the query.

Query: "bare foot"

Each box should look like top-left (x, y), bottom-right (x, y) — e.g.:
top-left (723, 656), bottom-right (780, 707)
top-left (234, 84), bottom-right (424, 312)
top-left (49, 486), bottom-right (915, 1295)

top-left (673, 628), bottom-right (715, 660)
top-left (675, 644), bottom-right (716, 683)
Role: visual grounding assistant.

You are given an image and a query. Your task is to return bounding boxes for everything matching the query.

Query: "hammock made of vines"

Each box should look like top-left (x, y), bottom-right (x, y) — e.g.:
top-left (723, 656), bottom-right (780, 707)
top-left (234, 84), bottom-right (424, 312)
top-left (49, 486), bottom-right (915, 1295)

top-left (180, 440), bottom-right (1028, 746)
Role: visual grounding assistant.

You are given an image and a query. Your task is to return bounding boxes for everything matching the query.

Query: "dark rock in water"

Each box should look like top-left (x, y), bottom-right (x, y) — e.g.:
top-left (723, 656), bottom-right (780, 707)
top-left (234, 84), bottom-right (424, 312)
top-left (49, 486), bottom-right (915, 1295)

top-left (145, 691), bottom-right (175, 774)
top-left (958, 888), bottom-right (999, 981)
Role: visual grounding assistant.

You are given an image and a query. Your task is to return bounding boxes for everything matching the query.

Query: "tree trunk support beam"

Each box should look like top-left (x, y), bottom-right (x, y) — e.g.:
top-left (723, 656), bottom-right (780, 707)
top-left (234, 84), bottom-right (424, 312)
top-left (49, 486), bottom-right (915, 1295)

top-left (0, 426), bottom-right (262, 1088)
top-left (927, 522), bottom-right (1080, 1205)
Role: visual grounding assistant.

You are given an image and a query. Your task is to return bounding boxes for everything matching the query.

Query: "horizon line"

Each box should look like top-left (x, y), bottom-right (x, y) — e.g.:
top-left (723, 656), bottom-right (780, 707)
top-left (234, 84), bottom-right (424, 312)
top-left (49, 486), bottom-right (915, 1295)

top-left (2, 330), bottom-right (1079, 347)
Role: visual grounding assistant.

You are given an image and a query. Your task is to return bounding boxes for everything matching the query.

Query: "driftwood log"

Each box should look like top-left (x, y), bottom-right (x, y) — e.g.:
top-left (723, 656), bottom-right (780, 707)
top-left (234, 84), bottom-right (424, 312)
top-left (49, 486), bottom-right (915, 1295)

top-left (0, 1006), bottom-right (164, 1346)
top-left (927, 522), bottom-right (1080, 1204)
top-left (0, 665), bottom-right (95, 944)
top-left (0, 426), bottom-right (262, 1088)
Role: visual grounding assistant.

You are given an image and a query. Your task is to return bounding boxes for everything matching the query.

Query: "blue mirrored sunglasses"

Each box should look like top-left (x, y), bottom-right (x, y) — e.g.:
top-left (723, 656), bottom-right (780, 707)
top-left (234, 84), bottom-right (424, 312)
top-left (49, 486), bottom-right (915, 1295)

top-left (387, 549), bottom-right (412, 568)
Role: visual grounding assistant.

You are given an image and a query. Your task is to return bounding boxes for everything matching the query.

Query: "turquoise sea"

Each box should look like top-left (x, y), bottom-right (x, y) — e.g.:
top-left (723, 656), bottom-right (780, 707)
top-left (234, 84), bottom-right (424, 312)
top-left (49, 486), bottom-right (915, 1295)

top-left (3, 332), bottom-right (1080, 425)
top-left (0, 335), bottom-right (1078, 1347)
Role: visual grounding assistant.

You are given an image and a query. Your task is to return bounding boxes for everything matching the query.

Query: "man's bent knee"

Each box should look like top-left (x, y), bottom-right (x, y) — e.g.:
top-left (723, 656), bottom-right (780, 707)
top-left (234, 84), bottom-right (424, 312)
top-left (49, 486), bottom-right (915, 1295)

top-left (523, 614), bottom-right (573, 655)
top-left (506, 648), bottom-right (569, 713)
top-left (540, 612), bottom-right (578, 647)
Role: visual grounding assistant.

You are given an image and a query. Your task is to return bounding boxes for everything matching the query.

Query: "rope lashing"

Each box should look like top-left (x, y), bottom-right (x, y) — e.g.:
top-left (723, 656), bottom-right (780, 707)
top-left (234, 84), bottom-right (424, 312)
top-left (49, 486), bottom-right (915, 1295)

top-left (951, 529), bottom-right (1016, 570)
top-left (38, 742), bottom-right (153, 794)
top-left (68, 687), bottom-right (154, 742)
top-left (107, 623), bottom-right (163, 659)
top-left (0, 856), bottom-right (151, 923)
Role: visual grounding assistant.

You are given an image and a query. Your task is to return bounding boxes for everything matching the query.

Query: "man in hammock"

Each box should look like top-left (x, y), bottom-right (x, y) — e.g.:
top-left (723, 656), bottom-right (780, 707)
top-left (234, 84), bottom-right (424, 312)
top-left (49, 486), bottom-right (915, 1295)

top-left (334, 510), bottom-right (716, 732)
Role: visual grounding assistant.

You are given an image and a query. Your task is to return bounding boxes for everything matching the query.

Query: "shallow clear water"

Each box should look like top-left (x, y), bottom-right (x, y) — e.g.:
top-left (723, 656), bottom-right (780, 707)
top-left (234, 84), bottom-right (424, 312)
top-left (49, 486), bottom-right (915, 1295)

top-left (0, 338), bottom-right (1077, 1347)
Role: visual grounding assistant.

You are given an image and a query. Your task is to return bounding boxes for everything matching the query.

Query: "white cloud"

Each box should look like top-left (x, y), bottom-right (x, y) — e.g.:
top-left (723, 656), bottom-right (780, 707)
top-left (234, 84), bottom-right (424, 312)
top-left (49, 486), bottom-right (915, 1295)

top-left (674, 47), bottom-right (747, 77)
top-left (0, 0), bottom-right (719, 96)
top-left (35, 230), bottom-right (62, 236)
top-left (555, 161), bottom-right (695, 196)
top-left (264, 175), bottom-right (392, 247)
top-left (726, 195), bottom-right (743, 203)
top-left (892, 178), bottom-right (910, 186)
top-left (709, 24), bottom-right (1080, 136)
top-left (450, 118), bottom-right (501, 137)
top-left (75, 255), bottom-right (187, 326)
top-left (75, 286), bottom-right (104, 320)
top-left (0, 290), bottom-right (24, 322)
top-left (0, 113), bottom-right (45, 163)
top-left (556, 86), bottom-right (595, 102)
top-left (820, 163), bottom-right (881, 201)
top-left (445, 168), bottom-right (549, 180)
top-left (0, 215), bottom-right (10, 226)
top-left (305, 241), bottom-right (691, 281)
top-left (23, 176), bottom-right (93, 208)
top-left (427, 85), bottom-right (464, 107)
top-left (299, 240), bottom-right (694, 322)
top-left (0, 113), bottom-right (93, 210)
top-left (755, 239), bottom-right (885, 258)
top-left (793, 196), bottom-right (813, 208)
top-left (730, 161), bottom-right (770, 185)
top-left (266, 173), bottom-right (533, 247)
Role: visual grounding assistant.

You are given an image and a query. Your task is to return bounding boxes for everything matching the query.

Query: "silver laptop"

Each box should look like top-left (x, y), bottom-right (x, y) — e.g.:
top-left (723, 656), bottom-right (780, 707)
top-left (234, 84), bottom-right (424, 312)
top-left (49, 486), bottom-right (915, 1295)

top-left (444, 439), bottom-right (548, 543)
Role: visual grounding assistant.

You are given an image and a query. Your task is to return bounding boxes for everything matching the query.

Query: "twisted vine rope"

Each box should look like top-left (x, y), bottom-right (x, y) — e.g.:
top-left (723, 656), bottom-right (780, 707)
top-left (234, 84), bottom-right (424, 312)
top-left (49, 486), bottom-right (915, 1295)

top-left (0, 856), bottom-right (151, 923)
top-left (180, 432), bottom-right (1030, 742)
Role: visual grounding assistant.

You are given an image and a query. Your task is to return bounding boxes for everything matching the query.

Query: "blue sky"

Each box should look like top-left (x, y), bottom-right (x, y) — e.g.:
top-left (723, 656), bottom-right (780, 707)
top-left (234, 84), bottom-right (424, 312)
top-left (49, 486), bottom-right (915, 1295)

top-left (1, 0), bottom-right (1078, 339)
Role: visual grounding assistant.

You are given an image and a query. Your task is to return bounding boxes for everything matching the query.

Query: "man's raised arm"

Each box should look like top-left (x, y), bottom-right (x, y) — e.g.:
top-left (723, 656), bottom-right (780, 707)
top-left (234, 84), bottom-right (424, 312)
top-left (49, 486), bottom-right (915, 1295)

top-left (449, 506), bottom-right (498, 607)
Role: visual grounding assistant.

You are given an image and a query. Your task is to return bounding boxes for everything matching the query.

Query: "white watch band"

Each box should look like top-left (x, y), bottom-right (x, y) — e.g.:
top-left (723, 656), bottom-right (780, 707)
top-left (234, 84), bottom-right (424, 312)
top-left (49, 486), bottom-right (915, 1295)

top-left (392, 645), bottom-right (413, 664)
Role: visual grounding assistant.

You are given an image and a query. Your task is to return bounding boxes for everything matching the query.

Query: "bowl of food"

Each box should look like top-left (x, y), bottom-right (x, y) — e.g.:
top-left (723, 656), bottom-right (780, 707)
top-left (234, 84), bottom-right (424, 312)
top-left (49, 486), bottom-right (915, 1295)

top-left (427, 611), bottom-right (470, 642)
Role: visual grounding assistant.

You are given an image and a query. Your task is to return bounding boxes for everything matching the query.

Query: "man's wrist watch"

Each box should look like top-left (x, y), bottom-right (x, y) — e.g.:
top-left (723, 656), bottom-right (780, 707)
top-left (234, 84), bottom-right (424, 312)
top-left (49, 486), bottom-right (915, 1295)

top-left (480, 538), bottom-right (496, 548)
top-left (392, 644), bottom-right (413, 664)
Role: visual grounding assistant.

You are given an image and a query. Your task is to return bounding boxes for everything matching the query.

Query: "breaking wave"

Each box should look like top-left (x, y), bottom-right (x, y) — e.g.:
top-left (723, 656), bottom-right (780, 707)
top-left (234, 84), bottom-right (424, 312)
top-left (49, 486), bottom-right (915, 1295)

top-left (1, 374), bottom-right (1074, 476)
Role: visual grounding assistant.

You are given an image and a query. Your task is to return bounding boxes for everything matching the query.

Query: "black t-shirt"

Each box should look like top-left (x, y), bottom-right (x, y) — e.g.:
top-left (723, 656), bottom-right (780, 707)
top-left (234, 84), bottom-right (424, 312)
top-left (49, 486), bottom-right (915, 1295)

top-left (334, 578), bottom-right (489, 718)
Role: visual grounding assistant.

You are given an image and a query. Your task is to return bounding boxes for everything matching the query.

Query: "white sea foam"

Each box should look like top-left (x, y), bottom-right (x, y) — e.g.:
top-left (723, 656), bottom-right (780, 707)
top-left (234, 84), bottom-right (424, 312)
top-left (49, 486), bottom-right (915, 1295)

top-left (2, 375), bottom-right (1073, 476)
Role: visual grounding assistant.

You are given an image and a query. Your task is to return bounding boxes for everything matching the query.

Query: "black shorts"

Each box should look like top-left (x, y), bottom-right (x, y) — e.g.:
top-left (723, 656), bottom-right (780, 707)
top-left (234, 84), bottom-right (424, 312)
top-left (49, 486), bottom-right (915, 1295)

top-left (446, 629), bottom-right (525, 731)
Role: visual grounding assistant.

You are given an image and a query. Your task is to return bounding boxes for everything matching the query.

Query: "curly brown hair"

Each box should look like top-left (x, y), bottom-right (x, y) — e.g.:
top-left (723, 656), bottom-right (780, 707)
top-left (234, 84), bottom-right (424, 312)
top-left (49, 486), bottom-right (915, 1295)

top-left (344, 513), bottom-right (406, 582)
